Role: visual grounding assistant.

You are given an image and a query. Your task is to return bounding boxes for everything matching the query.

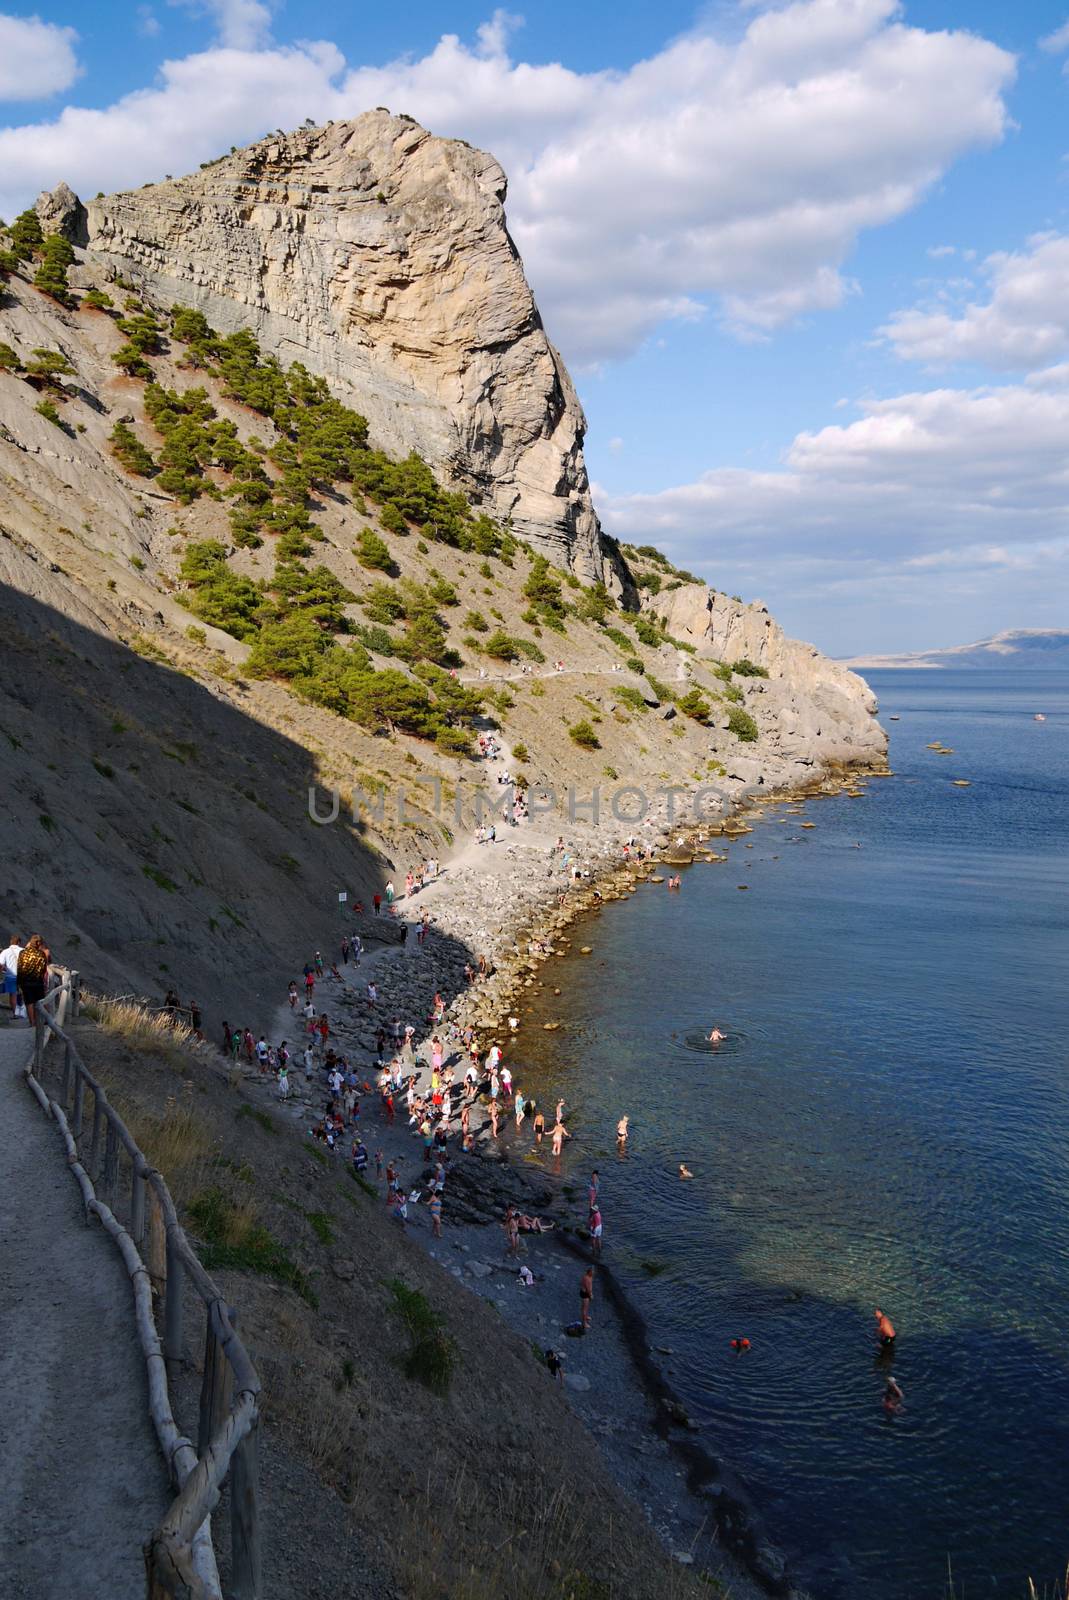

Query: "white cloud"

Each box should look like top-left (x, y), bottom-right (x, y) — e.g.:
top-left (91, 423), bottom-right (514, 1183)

top-left (599, 376), bottom-right (1069, 631)
top-left (137, 7), bottom-right (161, 39)
top-left (1040, 18), bottom-right (1069, 54)
top-left (176, 0), bottom-right (274, 50)
top-left (882, 232), bottom-right (1069, 369)
top-left (927, 243), bottom-right (956, 258)
top-left (0, 1), bottom-right (1015, 363)
top-left (0, 13), bottom-right (79, 102)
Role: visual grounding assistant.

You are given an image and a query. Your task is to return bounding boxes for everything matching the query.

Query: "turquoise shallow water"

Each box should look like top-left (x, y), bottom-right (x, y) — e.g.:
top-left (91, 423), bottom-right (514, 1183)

top-left (512, 671), bottom-right (1069, 1600)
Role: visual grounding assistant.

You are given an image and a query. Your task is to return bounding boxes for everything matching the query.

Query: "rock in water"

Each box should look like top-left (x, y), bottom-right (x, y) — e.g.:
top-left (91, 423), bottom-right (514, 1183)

top-left (84, 112), bottom-right (610, 583)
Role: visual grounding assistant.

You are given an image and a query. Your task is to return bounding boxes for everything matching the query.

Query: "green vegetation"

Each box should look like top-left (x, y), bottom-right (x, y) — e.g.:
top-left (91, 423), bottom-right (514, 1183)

top-left (575, 581), bottom-right (614, 623)
top-left (112, 343), bottom-right (154, 380)
top-left (388, 1278), bottom-right (458, 1395)
top-left (32, 233), bottom-right (75, 308)
top-left (612, 684), bottom-right (648, 713)
top-left (355, 528), bottom-right (393, 572)
top-left (81, 287), bottom-right (114, 312)
top-left (726, 705), bottom-right (759, 742)
top-left (731, 657), bottom-right (769, 678)
top-left (522, 553), bottom-right (566, 631)
top-left (465, 609), bottom-right (488, 633)
top-left (188, 1187), bottom-right (316, 1306)
top-left (142, 864), bottom-right (178, 892)
top-left (26, 347), bottom-right (74, 388)
top-left (677, 687), bottom-right (712, 724)
top-left (109, 421), bottom-right (155, 476)
top-left (483, 629), bottom-right (520, 662)
top-left (9, 208), bottom-right (43, 261)
top-left (0, 342), bottom-right (20, 371)
top-left (35, 398), bottom-right (63, 428)
top-left (512, 741), bottom-right (529, 762)
top-left (569, 720), bottom-right (600, 750)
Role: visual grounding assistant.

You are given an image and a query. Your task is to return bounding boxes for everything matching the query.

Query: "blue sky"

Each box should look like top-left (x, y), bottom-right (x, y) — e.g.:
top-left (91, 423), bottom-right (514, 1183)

top-left (2, 0), bottom-right (1068, 653)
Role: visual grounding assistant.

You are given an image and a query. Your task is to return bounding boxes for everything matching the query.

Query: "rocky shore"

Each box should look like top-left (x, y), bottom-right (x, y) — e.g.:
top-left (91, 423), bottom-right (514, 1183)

top-left (250, 757), bottom-right (890, 1598)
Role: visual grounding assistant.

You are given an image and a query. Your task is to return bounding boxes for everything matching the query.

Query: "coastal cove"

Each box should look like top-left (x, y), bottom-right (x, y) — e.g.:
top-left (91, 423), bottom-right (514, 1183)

top-left (508, 670), bottom-right (1069, 1600)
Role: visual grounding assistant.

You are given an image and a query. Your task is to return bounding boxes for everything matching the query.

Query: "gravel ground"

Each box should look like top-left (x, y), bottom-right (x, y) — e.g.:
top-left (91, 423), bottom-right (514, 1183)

top-left (0, 1021), bottom-right (169, 1599)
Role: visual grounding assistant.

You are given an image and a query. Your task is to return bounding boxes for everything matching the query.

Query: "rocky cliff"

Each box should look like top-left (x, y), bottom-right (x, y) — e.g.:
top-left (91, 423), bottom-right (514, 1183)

top-left (84, 112), bottom-right (607, 580)
top-left (644, 581), bottom-right (885, 775)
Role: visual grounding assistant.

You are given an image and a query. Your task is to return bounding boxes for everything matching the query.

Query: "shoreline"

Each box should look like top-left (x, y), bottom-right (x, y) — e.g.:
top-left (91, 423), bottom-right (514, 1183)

top-left (251, 756), bottom-right (889, 1599)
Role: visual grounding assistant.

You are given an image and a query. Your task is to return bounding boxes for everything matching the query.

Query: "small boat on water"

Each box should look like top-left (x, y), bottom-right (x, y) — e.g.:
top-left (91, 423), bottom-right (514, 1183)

top-left (889, 714), bottom-right (900, 721)
top-left (952, 780), bottom-right (971, 787)
top-left (1034, 713), bottom-right (1046, 722)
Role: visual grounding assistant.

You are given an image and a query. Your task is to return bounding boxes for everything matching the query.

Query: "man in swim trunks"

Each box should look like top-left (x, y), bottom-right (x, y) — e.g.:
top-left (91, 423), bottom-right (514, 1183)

top-left (579, 1265), bottom-right (594, 1330)
top-left (874, 1307), bottom-right (896, 1347)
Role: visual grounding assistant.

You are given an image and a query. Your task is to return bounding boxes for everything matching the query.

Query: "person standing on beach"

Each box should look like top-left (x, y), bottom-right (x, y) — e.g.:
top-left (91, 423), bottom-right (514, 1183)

top-left (589, 1206), bottom-right (603, 1258)
top-left (489, 1100), bottom-right (500, 1138)
top-left (580, 1265), bottom-right (594, 1330)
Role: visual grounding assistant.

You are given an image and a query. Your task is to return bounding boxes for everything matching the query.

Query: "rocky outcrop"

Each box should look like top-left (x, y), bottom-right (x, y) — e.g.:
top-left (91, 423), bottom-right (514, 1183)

top-left (82, 112), bottom-right (608, 580)
top-left (645, 582), bottom-right (886, 770)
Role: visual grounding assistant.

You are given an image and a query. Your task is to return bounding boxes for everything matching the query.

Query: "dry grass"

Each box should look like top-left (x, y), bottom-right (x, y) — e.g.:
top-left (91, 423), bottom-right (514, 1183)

top-left (84, 992), bottom-right (197, 1070)
top-left (116, 1091), bottom-right (220, 1205)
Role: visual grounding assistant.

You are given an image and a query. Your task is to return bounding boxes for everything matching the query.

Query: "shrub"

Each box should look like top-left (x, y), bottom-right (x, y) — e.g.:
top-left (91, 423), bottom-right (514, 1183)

top-left (426, 574), bottom-right (459, 606)
top-left (576, 581), bottom-right (614, 623)
top-left (355, 527), bottom-right (393, 572)
top-left (26, 347), bottom-right (74, 387)
top-left (246, 613), bottom-right (331, 679)
top-left (110, 421), bottom-right (155, 476)
top-left (389, 1279), bottom-right (457, 1395)
top-left (112, 343), bottom-right (154, 379)
top-left (613, 684), bottom-right (648, 713)
top-left (32, 233), bottom-right (76, 307)
top-left (731, 657), bottom-right (769, 678)
top-left (638, 570), bottom-right (662, 594)
top-left (35, 399), bottom-right (63, 428)
top-left (677, 688), bottom-right (712, 724)
top-left (379, 501), bottom-right (408, 536)
top-left (711, 661), bottom-right (733, 683)
top-left (0, 342), bottom-right (20, 371)
top-left (465, 609), bottom-right (488, 633)
top-left (362, 581), bottom-right (405, 625)
top-left (512, 741), bottom-right (529, 761)
top-left (569, 720), bottom-right (600, 749)
top-left (727, 706), bottom-right (758, 742)
top-left (81, 287), bottom-right (114, 312)
top-left (632, 616), bottom-right (664, 648)
top-left (624, 656), bottom-right (644, 675)
top-left (723, 683), bottom-right (743, 704)
top-left (515, 638), bottom-right (545, 664)
top-left (352, 622), bottom-right (395, 656)
top-left (484, 630), bottom-right (520, 662)
top-left (9, 208), bottom-right (43, 261)
top-left (189, 1188), bottom-right (316, 1306)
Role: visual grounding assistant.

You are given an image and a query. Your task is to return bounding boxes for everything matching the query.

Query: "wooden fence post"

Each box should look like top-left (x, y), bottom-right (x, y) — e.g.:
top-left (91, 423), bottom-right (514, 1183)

top-left (89, 1094), bottom-right (104, 1181)
top-left (197, 1304), bottom-right (234, 1457)
top-left (146, 1186), bottom-right (166, 1293)
top-left (164, 1231), bottom-right (184, 1369)
top-left (61, 1040), bottom-right (73, 1107)
top-left (131, 1166), bottom-right (146, 1246)
top-left (69, 969), bottom-right (80, 1020)
top-left (72, 1063), bottom-right (85, 1140)
top-left (230, 1407), bottom-right (262, 1600)
top-left (103, 1120), bottom-right (119, 1212)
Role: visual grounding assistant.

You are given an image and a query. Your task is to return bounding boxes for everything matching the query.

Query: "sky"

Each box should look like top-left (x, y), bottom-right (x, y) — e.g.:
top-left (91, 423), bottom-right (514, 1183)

top-left (2, 1), bottom-right (1068, 653)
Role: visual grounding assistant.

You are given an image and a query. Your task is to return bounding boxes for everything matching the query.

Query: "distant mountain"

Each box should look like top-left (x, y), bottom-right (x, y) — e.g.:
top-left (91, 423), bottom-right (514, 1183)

top-left (841, 629), bottom-right (1069, 670)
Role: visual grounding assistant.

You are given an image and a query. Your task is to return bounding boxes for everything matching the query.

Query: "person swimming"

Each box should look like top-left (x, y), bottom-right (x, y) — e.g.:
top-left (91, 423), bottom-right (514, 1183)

top-left (679, 1163), bottom-right (693, 1179)
top-left (730, 1337), bottom-right (751, 1354)
top-left (708, 1027), bottom-right (725, 1043)
top-left (883, 1376), bottom-right (904, 1413)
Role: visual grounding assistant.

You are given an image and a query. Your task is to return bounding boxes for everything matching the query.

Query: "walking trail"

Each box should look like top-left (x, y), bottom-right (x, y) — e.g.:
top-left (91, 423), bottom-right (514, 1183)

top-left (0, 1024), bottom-right (168, 1599)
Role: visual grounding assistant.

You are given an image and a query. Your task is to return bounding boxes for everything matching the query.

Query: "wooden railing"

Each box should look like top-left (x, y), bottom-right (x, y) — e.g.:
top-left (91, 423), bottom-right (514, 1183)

top-left (25, 973), bottom-right (263, 1599)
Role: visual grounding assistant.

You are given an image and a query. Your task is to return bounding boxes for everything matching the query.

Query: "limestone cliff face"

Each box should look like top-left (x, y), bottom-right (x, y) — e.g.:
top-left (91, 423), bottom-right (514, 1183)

top-left (84, 112), bottom-right (607, 579)
top-left (645, 583), bottom-right (886, 771)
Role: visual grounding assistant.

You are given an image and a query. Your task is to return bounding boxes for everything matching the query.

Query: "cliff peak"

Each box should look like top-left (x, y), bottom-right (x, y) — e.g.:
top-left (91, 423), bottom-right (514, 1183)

top-left (80, 112), bottom-right (606, 578)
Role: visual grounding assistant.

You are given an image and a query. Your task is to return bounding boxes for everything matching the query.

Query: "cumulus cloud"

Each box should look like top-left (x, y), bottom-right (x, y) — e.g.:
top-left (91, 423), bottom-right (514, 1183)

top-left (175, 0), bottom-right (274, 50)
top-left (1039, 18), bottom-right (1069, 54)
top-left (0, 1), bottom-right (1015, 363)
top-left (599, 376), bottom-right (1069, 634)
top-left (882, 233), bottom-right (1069, 369)
top-left (0, 13), bottom-right (79, 102)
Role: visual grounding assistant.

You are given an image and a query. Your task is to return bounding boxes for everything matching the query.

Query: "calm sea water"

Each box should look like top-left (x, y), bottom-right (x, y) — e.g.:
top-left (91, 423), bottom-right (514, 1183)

top-left (514, 671), bottom-right (1069, 1600)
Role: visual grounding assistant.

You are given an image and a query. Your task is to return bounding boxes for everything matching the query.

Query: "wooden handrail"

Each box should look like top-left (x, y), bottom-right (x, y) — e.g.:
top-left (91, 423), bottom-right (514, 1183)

top-left (26, 975), bottom-right (263, 1599)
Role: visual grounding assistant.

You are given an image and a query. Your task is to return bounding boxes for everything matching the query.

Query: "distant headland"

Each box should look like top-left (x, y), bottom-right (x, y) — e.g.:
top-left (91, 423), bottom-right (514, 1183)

top-left (841, 629), bottom-right (1069, 670)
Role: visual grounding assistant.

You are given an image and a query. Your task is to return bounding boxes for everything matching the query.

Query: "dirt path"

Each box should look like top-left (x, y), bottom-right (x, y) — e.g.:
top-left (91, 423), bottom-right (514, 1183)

top-left (0, 1024), bottom-right (169, 1599)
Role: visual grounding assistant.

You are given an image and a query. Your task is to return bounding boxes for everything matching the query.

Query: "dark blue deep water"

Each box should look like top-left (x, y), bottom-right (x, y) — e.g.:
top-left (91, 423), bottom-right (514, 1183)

top-left (516, 672), bottom-right (1069, 1600)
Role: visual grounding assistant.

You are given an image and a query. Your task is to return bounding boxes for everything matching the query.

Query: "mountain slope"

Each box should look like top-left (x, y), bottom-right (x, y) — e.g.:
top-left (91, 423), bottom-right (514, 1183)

top-left (840, 629), bottom-right (1069, 669)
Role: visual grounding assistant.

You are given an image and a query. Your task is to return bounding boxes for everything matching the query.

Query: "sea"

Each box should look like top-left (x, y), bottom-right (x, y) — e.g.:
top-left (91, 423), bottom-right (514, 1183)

top-left (513, 670), bottom-right (1069, 1600)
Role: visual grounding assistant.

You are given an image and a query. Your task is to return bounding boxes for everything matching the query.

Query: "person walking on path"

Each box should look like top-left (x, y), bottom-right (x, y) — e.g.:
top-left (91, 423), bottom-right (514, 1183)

top-left (1, 934), bottom-right (22, 1017)
top-left (580, 1264), bottom-right (595, 1330)
top-left (16, 935), bottom-right (50, 1026)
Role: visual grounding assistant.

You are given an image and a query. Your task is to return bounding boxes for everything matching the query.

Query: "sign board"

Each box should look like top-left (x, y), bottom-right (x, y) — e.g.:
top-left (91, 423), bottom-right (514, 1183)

top-left (338, 891), bottom-right (348, 903)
